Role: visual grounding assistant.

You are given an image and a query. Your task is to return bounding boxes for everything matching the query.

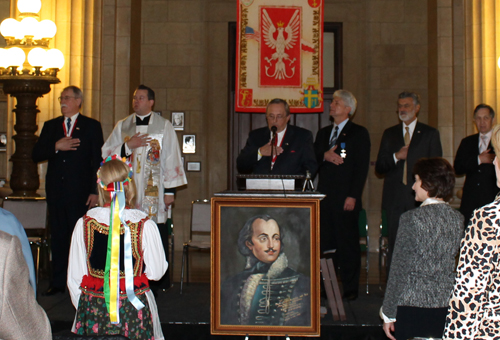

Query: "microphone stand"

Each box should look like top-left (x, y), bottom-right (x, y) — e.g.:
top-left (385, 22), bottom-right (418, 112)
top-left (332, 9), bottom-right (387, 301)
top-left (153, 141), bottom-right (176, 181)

top-left (302, 170), bottom-right (315, 192)
top-left (270, 126), bottom-right (277, 172)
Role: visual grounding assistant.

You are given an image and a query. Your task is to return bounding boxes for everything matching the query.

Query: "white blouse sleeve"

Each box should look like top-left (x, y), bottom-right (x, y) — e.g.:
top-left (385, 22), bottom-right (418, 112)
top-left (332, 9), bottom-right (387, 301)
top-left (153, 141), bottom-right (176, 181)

top-left (67, 218), bottom-right (88, 309)
top-left (142, 220), bottom-right (168, 280)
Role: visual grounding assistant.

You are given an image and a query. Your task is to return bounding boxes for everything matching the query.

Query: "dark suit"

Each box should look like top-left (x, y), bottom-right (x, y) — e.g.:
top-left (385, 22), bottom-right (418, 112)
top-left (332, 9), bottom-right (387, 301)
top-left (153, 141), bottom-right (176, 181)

top-left (314, 120), bottom-right (370, 295)
top-left (454, 134), bottom-right (498, 223)
top-left (32, 114), bottom-right (103, 289)
top-left (237, 125), bottom-right (318, 176)
top-left (375, 121), bottom-right (442, 267)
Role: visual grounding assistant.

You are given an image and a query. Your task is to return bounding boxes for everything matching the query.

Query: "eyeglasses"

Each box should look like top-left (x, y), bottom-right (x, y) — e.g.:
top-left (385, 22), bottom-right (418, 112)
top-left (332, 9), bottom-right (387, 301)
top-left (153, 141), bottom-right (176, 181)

top-left (267, 114), bottom-right (287, 121)
top-left (58, 96), bottom-right (76, 102)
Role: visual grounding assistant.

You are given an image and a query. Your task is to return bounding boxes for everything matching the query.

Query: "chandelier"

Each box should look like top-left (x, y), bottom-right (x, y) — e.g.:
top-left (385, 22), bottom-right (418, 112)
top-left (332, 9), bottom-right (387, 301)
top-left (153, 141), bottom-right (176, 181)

top-left (0, 0), bottom-right (64, 77)
top-left (0, 0), bottom-right (63, 197)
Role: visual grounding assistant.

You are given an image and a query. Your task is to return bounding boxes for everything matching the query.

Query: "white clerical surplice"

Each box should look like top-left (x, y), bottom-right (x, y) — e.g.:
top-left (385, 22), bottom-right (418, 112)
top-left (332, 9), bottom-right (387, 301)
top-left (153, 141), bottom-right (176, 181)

top-left (102, 112), bottom-right (187, 223)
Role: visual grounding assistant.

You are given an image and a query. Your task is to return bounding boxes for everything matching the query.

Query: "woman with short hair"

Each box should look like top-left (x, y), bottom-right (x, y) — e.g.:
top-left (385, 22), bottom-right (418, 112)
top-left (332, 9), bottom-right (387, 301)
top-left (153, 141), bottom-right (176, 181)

top-left (381, 157), bottom-right (464, 340)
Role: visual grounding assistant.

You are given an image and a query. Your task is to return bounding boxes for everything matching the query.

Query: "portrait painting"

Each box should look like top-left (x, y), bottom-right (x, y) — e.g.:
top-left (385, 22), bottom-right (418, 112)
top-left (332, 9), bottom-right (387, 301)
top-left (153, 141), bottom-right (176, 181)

top-left (211, 197), bottom-right (320, 336)
top-left (171, 111), bottom-right (184, 131)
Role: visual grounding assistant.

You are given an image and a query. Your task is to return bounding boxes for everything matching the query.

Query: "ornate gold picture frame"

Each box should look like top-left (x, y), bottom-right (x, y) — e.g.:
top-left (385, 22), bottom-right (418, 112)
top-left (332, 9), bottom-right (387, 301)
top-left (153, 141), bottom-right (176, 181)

top-left (211, 196), bottom-right (320, 337)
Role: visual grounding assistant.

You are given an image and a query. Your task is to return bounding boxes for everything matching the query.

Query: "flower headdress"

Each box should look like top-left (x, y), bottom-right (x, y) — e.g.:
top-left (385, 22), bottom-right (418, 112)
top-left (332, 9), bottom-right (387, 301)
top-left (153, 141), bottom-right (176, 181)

top-left (97, 154), bottom-right (133, 190)
top-left (97, 154), bottom-right (144, 324)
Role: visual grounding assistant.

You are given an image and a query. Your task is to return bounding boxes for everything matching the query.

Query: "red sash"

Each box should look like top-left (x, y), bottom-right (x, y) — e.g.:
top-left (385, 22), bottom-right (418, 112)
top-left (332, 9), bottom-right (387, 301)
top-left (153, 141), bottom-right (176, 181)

top-left (62, 117), bottom-right (77, 137)
top-left (272, 129), bottom-right (286, 164)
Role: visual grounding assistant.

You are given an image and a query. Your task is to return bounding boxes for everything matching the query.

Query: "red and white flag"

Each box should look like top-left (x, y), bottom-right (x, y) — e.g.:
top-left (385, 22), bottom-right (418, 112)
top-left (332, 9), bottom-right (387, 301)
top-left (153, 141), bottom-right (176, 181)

top-left (236, 0), bottom-right (324, 113)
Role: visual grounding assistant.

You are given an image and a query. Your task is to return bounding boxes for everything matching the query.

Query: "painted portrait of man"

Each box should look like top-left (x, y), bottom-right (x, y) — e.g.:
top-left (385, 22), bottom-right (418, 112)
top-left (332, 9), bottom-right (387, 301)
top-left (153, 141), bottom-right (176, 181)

top-left (220, 213), bottom-right (311, 326)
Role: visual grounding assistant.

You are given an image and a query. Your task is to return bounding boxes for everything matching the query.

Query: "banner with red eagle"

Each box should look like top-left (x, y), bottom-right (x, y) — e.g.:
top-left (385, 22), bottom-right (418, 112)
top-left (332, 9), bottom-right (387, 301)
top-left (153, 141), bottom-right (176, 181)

top-left (236, 0), bottom-right (324, 113)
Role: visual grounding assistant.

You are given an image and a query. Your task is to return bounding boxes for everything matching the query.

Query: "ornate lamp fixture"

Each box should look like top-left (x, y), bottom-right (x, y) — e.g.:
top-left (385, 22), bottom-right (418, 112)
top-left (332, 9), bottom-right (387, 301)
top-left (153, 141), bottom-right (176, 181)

top-left (0, 0), bottom-right (64, 196)
top-left (0, 0), bottom-right (64, 77)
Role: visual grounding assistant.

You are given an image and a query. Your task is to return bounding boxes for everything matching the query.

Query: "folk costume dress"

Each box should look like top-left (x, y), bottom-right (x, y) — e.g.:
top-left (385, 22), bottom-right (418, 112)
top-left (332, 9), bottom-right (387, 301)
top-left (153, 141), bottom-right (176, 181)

top-left (102, 112), bottom-right (187, 224)
top-left (67, 207), bottom-right (167, 339)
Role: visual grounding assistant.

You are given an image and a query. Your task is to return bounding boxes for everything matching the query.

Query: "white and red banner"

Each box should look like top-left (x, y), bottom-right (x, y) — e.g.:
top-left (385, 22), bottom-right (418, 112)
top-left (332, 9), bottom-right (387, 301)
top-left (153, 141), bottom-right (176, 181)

top-left (236, 0), bottom-right (324, 113)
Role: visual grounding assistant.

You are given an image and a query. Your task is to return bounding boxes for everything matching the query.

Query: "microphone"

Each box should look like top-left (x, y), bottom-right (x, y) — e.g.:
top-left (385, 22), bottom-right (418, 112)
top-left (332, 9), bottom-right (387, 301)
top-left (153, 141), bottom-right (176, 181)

top-left (271, 125), bottom-right (277, 137)
top-left (271, 125), bottom-right (278, 144)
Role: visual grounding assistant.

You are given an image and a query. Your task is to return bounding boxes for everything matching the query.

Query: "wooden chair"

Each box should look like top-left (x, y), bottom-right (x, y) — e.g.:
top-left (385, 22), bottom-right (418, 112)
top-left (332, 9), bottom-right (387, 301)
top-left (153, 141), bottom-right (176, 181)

top-left (166, 217), bottom-right (175, 281)
top-left (3, 197), bottom-right (48, 289)
top-left (358, 208), bottom-right (369, 294)
top-left (379, 210), bottom-right (389, 287)
top-left (180, 199), bottom-right (210, 294)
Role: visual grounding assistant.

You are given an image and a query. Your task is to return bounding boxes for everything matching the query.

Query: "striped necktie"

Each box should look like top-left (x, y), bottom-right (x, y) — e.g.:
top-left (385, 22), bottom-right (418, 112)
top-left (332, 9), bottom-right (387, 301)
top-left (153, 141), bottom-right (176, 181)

top-left (66, 118), bottom-right (71, 136)
top-left (329, 125), bottom-right (339, 149)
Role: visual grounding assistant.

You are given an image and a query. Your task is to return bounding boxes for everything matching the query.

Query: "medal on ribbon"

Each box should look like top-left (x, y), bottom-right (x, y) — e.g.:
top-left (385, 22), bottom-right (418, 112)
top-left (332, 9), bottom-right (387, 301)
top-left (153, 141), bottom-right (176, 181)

top-left (340, 142), bottom-right (346, 158)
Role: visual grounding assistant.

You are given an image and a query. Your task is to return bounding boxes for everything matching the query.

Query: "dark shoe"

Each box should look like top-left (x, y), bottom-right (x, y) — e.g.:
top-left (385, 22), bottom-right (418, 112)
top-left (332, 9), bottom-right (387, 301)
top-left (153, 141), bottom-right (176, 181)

top-left (42, 286), bottom-right (65, 296)
top-left (342, 292), bottom-right (358, 301)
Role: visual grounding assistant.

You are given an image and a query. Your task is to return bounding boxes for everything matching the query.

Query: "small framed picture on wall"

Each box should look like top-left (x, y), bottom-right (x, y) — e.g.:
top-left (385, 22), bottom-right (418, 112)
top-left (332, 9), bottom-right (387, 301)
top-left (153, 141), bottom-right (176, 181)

top-left (0, 132), bottom-right (7, 152)
top-left (172, 111), bottom-right (184, 131)
top-left (186, 161), bottom-right (201, 172)
top-left (182, 134), bottom-right (196, 154)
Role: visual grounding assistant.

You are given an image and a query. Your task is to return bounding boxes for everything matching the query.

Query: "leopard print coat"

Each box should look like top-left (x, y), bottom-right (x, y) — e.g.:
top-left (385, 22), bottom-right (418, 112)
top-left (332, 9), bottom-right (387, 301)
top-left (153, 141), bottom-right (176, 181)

top-left (443, 197), bottom-right (500, 339)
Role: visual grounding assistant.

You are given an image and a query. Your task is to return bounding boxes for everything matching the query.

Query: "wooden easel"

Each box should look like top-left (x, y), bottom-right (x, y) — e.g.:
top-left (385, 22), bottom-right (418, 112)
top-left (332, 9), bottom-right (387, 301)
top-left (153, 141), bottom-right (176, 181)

top-left (320, 258), bottom-right (346, 321)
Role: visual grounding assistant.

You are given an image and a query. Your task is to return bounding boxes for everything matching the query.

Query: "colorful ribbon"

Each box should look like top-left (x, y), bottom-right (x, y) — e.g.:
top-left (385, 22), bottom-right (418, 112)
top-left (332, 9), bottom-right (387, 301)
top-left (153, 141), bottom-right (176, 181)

top-left (101, 155), bottom-right (144, 325)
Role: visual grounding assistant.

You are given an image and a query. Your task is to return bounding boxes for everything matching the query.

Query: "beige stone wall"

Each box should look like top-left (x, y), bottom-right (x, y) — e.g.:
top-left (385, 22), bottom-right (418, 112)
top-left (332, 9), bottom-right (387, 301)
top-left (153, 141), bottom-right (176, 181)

top-left (100, 0), bottom-right (132, 138)
top-left (140, 0), bottom-right (210, 247)
top-left (141, 0), bottom-right (435, 251)
top-left (447, 0), bottom-right (466, 207)
top-left (365, 0), bottom-right (431, 250)
top-left (0, 0), bottom-right (476, 254)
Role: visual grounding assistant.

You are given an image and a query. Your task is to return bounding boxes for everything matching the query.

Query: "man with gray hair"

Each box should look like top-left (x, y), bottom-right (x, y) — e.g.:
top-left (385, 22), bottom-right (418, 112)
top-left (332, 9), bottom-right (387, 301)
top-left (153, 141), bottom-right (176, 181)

top-left (237, 98), bottom-right (317, 176)
top-left (220, 214), bottom-right (310, 326)
top-left (314, 89), bottom-right (370, 301)
top-left (454, 103), bottom-right (498, 224)
top-left (375, 91), bottom-right (442, 271)
top-left (33, 85), bottom-right (104, 296)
